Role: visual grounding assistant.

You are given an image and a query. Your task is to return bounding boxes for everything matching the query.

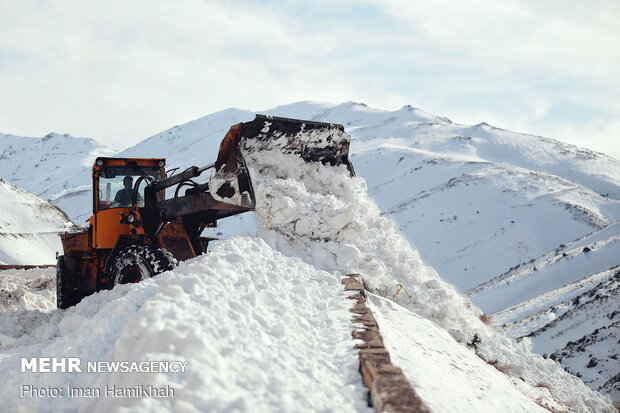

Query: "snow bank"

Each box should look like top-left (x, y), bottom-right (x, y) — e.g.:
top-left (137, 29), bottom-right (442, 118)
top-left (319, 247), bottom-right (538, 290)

top-left (0, 179), bottom-right (76, 264)
top-left (0, 237), bottom-right (370, 412)
top-left (243, 145), bottom-right (615, 412)
top-left (0, 268), bottom-right (57, 314)
top-left (0, 267), bottom-right (58, 348)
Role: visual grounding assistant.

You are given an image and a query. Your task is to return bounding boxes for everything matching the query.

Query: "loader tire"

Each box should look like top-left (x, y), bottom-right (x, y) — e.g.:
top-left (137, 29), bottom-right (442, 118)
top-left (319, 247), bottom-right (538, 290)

top-left (107, 245), bottom-right (176, 287)
top-left (56, 256), bottom-right (82, 309)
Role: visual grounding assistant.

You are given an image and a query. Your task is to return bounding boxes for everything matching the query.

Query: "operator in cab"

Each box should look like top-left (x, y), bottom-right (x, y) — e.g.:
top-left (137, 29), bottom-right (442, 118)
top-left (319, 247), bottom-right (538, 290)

top-left (114, 176), bottom-right (142, 207)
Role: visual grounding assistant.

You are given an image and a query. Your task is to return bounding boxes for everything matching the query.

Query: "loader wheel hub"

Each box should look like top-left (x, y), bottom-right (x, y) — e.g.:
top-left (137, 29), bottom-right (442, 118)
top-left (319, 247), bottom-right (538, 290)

top-left (119, 265), bottom-right (142, 284)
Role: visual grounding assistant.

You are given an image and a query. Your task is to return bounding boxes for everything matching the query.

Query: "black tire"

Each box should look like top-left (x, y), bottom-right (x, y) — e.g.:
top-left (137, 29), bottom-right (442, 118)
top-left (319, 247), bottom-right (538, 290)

top-left (107, 245), bottom-right (176, 288)
top-left (56, 256), bottom-right (82, 309)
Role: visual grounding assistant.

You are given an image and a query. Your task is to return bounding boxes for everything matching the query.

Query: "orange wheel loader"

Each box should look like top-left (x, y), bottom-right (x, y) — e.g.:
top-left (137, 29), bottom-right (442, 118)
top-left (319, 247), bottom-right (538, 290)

top-left (57, 115), bottom-right (354, 309)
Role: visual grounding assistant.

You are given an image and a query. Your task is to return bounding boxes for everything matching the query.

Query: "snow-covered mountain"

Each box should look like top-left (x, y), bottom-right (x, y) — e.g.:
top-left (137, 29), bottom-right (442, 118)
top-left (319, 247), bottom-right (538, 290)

top-left (1, 101), bottom-right (618, 403)
top-left (0, 132), bottom-right (116, 224)
top-left (0, 179), bottom-right (78, 264)
top-left (487, 222), bottom-right (620, 399)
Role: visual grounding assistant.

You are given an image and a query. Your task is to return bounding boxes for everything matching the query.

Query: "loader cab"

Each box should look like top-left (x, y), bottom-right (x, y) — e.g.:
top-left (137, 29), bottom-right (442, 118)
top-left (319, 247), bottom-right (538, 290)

top-left (91, 157), bottom-right (166, 249)
top-left (97, 166), bottom-right (162, 210)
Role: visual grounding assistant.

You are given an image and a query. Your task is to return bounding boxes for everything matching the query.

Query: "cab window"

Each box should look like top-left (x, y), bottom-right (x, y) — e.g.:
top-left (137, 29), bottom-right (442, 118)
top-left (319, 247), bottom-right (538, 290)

top-left (98, 166), bottom-right (162, 210)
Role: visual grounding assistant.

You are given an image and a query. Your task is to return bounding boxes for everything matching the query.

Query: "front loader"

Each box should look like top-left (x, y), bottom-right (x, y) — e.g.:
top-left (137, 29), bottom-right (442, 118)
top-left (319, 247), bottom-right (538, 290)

top-left (57, 115), bottom-right (354, 309)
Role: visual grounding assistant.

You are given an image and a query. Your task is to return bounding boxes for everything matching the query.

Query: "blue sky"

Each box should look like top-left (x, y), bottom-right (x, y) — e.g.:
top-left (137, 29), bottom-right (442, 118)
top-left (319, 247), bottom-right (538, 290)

top-left (1, 0), bottom-right (619, 158)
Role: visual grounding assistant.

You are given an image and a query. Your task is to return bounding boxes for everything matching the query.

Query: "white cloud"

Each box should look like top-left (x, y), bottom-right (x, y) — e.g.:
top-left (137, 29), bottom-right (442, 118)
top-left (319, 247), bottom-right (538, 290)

top-left (0, 0), bottom-right (619, 159)
top-left (0, 1), bottom-right (365, 146)
top-left (377, 0), bottom-right (620, 80)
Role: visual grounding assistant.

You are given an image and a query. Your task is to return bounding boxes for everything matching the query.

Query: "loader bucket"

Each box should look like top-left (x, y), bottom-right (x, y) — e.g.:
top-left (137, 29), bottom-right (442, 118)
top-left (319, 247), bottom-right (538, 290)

top-left (209, 114), bottom-right (355, 206)
top-left (209, 123), bottom-right (256, 208)
top-left (239, 115), bottom-right (355, 176)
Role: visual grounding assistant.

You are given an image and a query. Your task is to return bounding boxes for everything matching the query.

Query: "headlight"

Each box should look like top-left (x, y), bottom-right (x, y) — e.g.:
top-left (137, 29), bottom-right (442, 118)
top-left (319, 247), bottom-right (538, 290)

top-left (127, 214), bottom-right (135, 223)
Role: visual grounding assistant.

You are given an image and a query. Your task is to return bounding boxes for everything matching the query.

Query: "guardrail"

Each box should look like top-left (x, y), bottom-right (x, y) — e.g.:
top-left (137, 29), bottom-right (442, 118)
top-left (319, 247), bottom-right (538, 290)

top-left (0, 265), bottom-right (55, 270)
top-left (343, 274), bottom-right (430, 413)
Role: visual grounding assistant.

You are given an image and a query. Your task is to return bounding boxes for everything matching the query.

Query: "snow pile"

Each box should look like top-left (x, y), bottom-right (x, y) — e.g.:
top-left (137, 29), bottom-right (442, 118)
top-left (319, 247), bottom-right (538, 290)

top-left (0, 237), bottom-right (370, 412)
top-left (0, 267), bottom-right (58, 348)
top-left (243, 145), bottom-right (615, 412)
top-left (0, 268), bottom-right (56, 314)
